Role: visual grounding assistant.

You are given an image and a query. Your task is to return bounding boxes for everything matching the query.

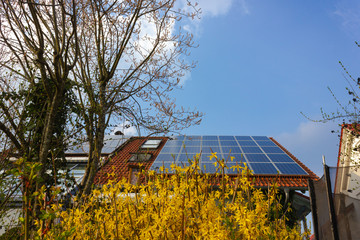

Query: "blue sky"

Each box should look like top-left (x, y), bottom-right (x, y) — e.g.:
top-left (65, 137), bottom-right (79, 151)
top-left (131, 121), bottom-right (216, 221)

top-left (169, 0), bottom-right (360, 176)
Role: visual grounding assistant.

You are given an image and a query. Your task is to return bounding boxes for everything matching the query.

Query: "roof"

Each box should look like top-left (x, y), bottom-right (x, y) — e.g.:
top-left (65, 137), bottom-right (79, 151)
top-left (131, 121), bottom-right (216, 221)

top-left (66, 135), bottom-right (130, 156)
top-left (95, 137), bottom-right (167, 185)
top-left (95, 136), bottom-right (318, 189)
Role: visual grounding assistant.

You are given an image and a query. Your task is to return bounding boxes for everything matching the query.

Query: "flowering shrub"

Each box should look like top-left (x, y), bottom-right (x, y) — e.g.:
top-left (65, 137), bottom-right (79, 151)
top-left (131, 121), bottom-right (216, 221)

top-left (41, 153), bottom-right (304, 239)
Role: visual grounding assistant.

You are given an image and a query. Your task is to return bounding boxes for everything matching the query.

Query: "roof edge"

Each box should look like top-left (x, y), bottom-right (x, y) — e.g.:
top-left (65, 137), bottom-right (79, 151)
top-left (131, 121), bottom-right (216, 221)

top-left (269, 137), bottom-right (319, 180)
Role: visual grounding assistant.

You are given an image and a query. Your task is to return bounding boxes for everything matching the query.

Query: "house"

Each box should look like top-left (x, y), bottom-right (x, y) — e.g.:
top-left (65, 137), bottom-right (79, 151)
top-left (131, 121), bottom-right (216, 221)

top-left (93, 135), bottom-right (318, 228)
top-left (331, 124), bottom-right (360, 238)
top-left (335, 123), bottom-right (360, 197)
top-left (95, 135), bottom-right (317, 188)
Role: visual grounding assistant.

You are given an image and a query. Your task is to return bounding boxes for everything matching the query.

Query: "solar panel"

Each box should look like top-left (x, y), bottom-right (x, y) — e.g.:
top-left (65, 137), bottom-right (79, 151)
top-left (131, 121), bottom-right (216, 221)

top-left (242, 147), bottom-right (263, 153)
top-left (150, 135), bottom-right (308, 175)
top-left (201, 163), bottom-right (218, 173)
top-left (156, 154), bottom-right (177, 162)
top-left (164, 140), bottom-right (183, 146)
top-left (202, 140), bottom-right (220, 146)
top-left (181, 146), bottom-right (201, 153)
top-left (274, 163), bottom-right (308, 175)
top-left (161, 146), bottom-right (182, 153)
top-left (66, 135), bottom-right (129, 154)
top-left (202, 146), bottom-right (221, 154)
top-left (252, 136), bottom-right (269, 141)
top-left (225, 153), bottom-right (244, 163)
top-left (151, 162), bottom-right (173, 173)
top-left (249, 163), bottom-right (278, 174)
top-left (219, 136), bottom-right (235, 140)
top-left (267, 154), bottom-right (294, 163)
top-left (245, 154), bottom-right (271, 162)
top-left (261, 147), bottom-right (284, 154)
top-left (203, 136), bottom-right (218, 140)
top-left (255, 140), bottom-right (277, 147)
top-left (235, 136), bottom-right (252, 140)
top-left (237, 140), bottom-right (257, 146)
top-left (183, 140), bottom-right (201, 146)
top-left (221, 146), bottom-right (242, 154)
top-left (220, 140), bottom-right (239, 146)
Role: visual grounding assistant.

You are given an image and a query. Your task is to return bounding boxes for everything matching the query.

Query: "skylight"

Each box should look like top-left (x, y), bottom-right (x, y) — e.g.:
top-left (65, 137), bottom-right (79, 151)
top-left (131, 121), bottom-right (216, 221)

top-left (141, 139), bottom-right (162, 149)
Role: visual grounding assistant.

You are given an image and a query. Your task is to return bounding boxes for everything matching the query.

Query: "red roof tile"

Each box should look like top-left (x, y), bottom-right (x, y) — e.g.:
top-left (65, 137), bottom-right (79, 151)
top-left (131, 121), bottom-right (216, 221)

top-left (95, 137), bottom-right (168, 185)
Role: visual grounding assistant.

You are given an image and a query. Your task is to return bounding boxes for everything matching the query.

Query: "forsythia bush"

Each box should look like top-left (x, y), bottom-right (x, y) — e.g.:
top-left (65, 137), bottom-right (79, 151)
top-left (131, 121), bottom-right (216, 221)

top-left (40, 153), bottom-right (304, 239)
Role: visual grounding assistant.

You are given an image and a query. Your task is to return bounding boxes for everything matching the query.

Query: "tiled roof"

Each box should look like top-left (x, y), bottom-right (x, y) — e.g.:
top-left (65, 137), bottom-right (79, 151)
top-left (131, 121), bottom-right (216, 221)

top-left (94, 137), bottom-right (168, 185)
top-left (249, 175), bottom-right (311, 188)
top-left (95, 136), bottom-right (319, 189)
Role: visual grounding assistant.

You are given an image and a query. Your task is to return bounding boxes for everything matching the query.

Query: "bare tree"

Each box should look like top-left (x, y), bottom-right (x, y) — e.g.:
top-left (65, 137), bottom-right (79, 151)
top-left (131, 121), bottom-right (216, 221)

top-left (0, 0), bottom-right (79, 237)
top-left (70, 0), bottom-right (203, 195)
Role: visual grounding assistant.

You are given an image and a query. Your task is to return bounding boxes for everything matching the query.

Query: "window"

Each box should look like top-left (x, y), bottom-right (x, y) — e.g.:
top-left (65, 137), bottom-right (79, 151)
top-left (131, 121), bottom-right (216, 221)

top-left (129, 168), bottom-right (140, 185)
top-left (141, 139), bottom-right (162, 149)
top-left (128, 153), bottom-right (152, 162)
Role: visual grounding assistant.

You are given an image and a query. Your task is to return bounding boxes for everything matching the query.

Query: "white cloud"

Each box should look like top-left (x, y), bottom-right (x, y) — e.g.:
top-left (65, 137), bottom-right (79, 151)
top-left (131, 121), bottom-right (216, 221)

top-left (276, 121), bottom-right (340, 176)
top-left (177, 0), bottom-right (239, 36)
top-left (333, 0), bottom-right (360, 38)
top-left (239, 0), bottom-right (250, 15)
top-left (197, 0), bottom-right (233, 17)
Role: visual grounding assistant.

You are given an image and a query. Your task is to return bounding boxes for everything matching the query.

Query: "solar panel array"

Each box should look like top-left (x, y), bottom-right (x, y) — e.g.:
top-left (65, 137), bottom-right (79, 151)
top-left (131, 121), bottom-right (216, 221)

top-left (66, 135), bottom-right (130, 154)
top-left (150, 136), bottom-right (308, 175)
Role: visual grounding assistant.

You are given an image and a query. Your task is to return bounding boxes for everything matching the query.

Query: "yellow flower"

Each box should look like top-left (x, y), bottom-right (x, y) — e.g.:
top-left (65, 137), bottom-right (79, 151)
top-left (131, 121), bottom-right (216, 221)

top-left (208, 152), bottom-right (218, 160)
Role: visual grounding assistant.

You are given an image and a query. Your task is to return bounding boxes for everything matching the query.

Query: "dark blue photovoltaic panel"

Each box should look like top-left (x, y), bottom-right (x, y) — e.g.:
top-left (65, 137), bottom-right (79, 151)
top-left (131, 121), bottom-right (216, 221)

top-left (174, 136), bottom-right (186, 140)
top-left (186, 136), bottom-right (201, 140)
top-left (151, 162), bottom-right (173, 172)
top-left (275, 163), bottom-right (307, 175)
top-left (201, 163), bottom-right (218, 173)
top-left (202, 146), bottom-right (221, 154)
top-left (237, 141), bottom-right (257, 146)
top-left (249, 163), bottom-right (278, 174)
top-left (226, 154), bottom-right (245, 163)
top-left (255, 141), bottom-right (277, 147)
top-left (203, 136), bottom-right (218, 140)
top-left (252, 136), bottom-right (269, 141)
top-left (220, 140), bottom-right (239, 146)
top-left (161, 146), bottom-right (182, 153)
top-left (177, 154), bottom-right (197, 162)
top-left (151, 135), bottom-right (309, 176)
top-left (267, 154), bottom-right (293, 163)
top-left (156, 154), bottom-right (177, 162)
top-left (182, 146), bottom-right (201, 153)
top-left (183, 140), bottom-right (201, 146)
top-left (261, 147), bottom-right (284, 154)
top-left (221, 146), bottom-right (242, 154)
top-left (177, 161), bottom-right (191, 167)
top-left (202, 140), bottom-right (220, 146)
top-left (245, 154), bottom-right (270, 162)
top-left (242, 147), bottom-right (263, 153)
top-left (219, 136), bottom-right (235, 140)
top-left (164, 140), bottom-right (184, 146)
top-left (235, 136), bottom-right (252, 141)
